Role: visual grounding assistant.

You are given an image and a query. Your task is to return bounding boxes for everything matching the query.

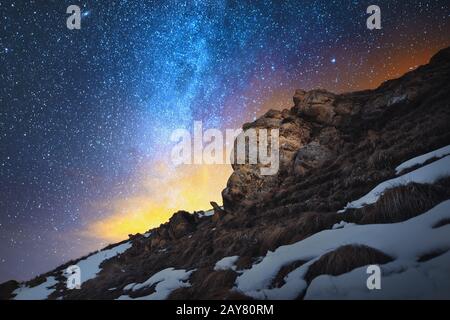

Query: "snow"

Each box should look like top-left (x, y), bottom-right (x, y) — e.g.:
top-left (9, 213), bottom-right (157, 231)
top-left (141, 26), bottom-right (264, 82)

top-left (388, 94), bottom-right (407, 106)
top-left (395, 145), bottom-right (450, 174)
top-left (74, 241), bottom-right (132, 285)
top-left (332, 221), bottom-right (355, 230)
top-left (197, 209), bottom-right (214, 218)
top-left (123, 282), bottom-right (136, 291)
top-left (143, 232), bottom-right (152, 238)
top-left (305, 250), bottom-right (450, 299)
top-left (340, 155), bottom-right (450, 212)
top-left (234, 200), bottom-right (450, 299)
top-left (214, 256), bottom-right (239, 271)
top-left (13, 276), bottom-right (58, 300)
top-left (118, 268), bottom-right (195, 300)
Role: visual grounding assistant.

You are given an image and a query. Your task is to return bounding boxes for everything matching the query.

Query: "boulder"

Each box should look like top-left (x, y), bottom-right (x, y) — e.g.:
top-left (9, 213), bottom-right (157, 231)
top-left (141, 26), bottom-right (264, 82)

top-left (167, 211), bottom-right (196, 239)
top-left (222, 109), bottom-right (311, 212)
top-left (294, 89), bottom-right (337, 125)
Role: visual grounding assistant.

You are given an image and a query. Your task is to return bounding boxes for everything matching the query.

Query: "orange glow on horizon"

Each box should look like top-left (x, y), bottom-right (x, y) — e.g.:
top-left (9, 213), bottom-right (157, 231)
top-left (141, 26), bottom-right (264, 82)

top-left (82, 163), bottom-right (232, 242)
top-left (81, 46), bottom-right (447, 244)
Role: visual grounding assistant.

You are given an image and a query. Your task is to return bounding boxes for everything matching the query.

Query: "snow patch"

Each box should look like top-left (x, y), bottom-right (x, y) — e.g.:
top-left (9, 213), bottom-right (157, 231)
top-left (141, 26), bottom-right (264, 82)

top-left (388, 94), bottom-right (407, 106)
top-left (395, 145), bottom-right (450, 174)
top-left (123, 282), bottom-right (136, 291)
top-left (13, 276), bottom-right (58, 300)
top-left (74, 241), bottom-right (132, 285)
top-left (118, 268), bottom-right (195, 300)
top-left (214, 256), bottom-right (239, 271)
top-left (332, 221), bottom-right (355, 230)
top-left (197, 210), bottom-right (214, 218)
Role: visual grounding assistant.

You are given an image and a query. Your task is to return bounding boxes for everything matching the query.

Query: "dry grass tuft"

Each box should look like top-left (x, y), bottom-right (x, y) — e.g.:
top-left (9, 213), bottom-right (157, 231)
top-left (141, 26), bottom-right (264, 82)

top-left (304, 244), bottom-right (393, 283)
top-left (433, 218), bottom-right (450, 229)
top-left (360, 181), bottom-right (449, 224)
top-left (271, 260), bottom-right (306, 288)
top-left (417, 249), bottom-right (448, 262)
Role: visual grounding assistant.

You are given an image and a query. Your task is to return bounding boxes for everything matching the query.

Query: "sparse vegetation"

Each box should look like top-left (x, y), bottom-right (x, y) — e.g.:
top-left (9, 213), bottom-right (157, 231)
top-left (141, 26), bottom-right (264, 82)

top-left (359, 180), bottom-right (449, 224)
top-left (417, 249), bottom-right (448, 262)
top-left (304, 245), bottom-right (393, 283)
top-left (270, 260), bottom-right (305, 288)
top-left (433, 218), bottom-right (450, 229)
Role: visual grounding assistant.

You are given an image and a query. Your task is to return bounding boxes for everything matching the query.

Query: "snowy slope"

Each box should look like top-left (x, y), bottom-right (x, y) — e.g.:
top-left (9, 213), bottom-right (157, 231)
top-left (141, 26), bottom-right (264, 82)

top-left (340, 154), bottom-right (450, 211)
top-left (9, 147), bottom-right (450, 300)
top-left (305, 250), bottom-right (450, 299)
top-left (13, 276), bottom-right (58, 300)
top-left (395, 145), bottom-right (450, 174)
top-left (74, 241), bottom-right (132, 285)
top-left (234, 148), bottom-right (450, 299)
top-left (11, 241), bottom-right (132, 300)
top-left (235, 200), bottom-right (450, 299)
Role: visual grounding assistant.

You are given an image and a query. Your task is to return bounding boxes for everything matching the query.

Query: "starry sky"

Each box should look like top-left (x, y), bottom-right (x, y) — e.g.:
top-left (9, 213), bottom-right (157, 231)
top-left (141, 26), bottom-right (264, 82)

top-left (0, 0), bottom-right (449, 282)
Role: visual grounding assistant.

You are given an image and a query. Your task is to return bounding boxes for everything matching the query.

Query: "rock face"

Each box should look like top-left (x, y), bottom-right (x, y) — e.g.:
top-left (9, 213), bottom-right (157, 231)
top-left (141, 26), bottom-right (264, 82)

top-left (222, 108), bottom-right (311, 212)
top-left (1, 47), bottom-right (450, 300)
top-left (167, 211), bottom-right (197, 239)
top-left (294, 89), bottom-right (337, 124)
top-left (222, 46), bottom-right (450, 215)
top-left (221, 89), bottom-right (346, 212)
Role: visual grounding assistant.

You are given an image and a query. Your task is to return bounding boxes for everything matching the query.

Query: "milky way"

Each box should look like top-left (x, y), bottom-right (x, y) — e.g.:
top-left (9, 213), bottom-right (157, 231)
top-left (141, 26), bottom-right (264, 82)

top-left (0, 1), bottom-right (449, 282)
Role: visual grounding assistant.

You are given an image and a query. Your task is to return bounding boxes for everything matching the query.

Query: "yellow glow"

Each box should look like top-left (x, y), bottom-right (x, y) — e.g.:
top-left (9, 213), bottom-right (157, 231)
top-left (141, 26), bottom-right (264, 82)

top-left (82, 163), bottom-right (232, 242)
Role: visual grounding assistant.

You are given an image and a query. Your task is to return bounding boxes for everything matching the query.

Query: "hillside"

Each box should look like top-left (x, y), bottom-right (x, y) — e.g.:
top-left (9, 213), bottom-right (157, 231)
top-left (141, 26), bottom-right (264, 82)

top-left (1, 46), bottom-right (450, 300)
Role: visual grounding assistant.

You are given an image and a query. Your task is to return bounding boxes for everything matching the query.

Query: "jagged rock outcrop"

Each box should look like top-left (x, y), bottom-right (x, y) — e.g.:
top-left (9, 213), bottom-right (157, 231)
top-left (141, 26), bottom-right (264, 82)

top-left (294, 89), bottom-right (338, 124)
top-left (222, 108), bottom-right (311, 212)
top-left (223, 46), bottom-right (450, 215)
top-left (221, 90), bottom-right (348, 212)
top-left (2, 46), bottom-right (450, 300)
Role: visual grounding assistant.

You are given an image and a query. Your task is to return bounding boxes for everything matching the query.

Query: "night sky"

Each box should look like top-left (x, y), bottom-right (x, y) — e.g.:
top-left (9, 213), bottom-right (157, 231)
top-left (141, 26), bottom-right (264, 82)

top-left (0, 0), bottom-right (449, 282)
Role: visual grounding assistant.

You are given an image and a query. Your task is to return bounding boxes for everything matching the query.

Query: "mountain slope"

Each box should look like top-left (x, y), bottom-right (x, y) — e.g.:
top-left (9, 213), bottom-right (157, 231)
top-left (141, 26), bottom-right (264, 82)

top-left (1, 46), bottom-right (450, 300)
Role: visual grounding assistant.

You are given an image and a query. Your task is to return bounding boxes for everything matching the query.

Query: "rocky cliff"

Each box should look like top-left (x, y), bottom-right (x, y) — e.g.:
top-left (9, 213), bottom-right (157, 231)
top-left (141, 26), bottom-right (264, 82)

top-left (2, 46), bottom-right (450, 300)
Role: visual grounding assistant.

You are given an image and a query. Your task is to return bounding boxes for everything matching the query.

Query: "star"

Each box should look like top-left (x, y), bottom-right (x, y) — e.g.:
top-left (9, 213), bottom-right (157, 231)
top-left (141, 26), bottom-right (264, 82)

top-left (0, 0), bottom-right (448, 283)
